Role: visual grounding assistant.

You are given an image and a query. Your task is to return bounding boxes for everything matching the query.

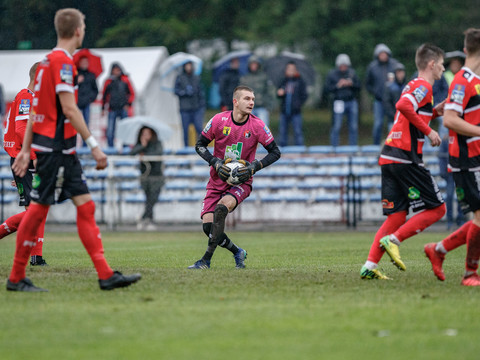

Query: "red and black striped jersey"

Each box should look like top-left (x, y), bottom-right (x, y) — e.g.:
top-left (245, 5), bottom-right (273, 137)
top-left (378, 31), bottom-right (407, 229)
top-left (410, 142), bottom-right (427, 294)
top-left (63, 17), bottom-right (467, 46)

top-left (445, 67), bottom-right (480, 172)
top-left (3, 88), bottom-right (36, 159)
top-left (31, 48), bottom-right (78, 154)
top-left (379, 77), bottom-right (435, 166)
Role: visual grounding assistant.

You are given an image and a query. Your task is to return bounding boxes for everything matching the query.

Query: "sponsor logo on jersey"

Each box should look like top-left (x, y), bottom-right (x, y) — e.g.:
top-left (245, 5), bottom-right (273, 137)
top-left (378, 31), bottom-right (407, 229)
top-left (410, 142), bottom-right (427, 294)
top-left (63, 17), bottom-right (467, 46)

top-left (3, 141), bottom-right (14, 148)
top-left (463, 71), bottom-right (472, 80)
top-left (222, 117), bottom-right (229, 121)
top-left (451, 84), bottom-right (465, 104)
top-left (203, 119), bottom-right (212, 133)
top-left (18, 99), bottom-right (30, 114)
top-left (244, 130), bottom-right (251, 138)
top-left (263, 125), bottom-right (271, 135)
top-left (17, 183), bottom-right (24, 196)
top-left (382, 199), bottom-right (394, 209)
top-left (412, 85), bottom-right (428, 103)
top-left (223, 126), bottom-right (231, 136)
top-left (225, 142), bottom-right (243, 160)
top-left (402, 85), bottom-right (411, 94)
top-left (60, 64), bottom-right (73, 84)
top-left (475, 84), bottom-right (480, 95)
top-left (32, 114), bottom-right (45, 123)
top-left (408, 187), bottom-right (420, 200)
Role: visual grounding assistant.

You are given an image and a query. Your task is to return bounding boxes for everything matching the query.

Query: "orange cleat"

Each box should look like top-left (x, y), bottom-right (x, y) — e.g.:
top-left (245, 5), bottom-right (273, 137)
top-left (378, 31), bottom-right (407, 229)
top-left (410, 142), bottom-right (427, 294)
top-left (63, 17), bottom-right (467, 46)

top-left (424, 243), bottom-right (445, 281)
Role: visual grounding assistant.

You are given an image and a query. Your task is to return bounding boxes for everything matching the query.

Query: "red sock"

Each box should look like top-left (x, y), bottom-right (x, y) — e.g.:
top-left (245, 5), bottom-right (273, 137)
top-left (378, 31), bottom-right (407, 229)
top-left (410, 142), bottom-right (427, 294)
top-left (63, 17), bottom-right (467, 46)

top-left (30, 215), bottom-right (47, 257)
top-left (0, 211), bottom-right (26, 239)
top-left (77, 201), bottom-right (113, 280)
top-left (465, 222), bottom-right (480, 273)
top-left (393, 204), bottom-right (446, 242)
top-left (441, 220), bottom-right (471, 252)
top-left (367, 211), bottom-right (406, 264)
top-left (9, 204), bottom-right (49, 283)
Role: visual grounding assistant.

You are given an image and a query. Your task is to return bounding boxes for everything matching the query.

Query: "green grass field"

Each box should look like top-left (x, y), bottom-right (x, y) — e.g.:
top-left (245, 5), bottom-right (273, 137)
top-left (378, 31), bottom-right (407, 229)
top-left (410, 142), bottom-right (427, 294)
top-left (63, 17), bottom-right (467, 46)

top-left (1, 230), bottom-right (479, 360)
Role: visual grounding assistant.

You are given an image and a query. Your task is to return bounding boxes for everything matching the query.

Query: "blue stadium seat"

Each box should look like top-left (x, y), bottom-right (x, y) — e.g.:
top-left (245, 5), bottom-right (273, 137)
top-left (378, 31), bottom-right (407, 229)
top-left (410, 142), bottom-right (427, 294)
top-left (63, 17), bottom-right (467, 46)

top-left (308, 145), bottom-right (335, 154)
top-left (103, 147), bottom-right (119, 155)
top-left (175, 147), bottom-right (197, 155)
top-left (360, 145), bottom-right (381, 154)
top-left (314, 193), bottom-right (341, 202)
top-left (334, 145), bottom-right (360, 154)
top-left (280, 145), bottom-right (307, 154)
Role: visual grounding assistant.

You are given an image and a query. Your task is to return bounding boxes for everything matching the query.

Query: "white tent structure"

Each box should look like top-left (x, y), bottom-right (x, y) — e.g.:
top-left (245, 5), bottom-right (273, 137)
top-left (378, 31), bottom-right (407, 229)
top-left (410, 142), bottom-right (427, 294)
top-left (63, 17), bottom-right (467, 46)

top-left (0, 46), bottom-right (190, 151)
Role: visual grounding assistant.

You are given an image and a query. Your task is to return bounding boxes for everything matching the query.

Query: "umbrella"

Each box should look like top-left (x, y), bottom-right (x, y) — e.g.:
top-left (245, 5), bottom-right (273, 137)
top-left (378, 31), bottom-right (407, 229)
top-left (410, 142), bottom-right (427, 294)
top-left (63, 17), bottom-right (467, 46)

top-left (73, 48), bottom-right (103, 78)
top-left (115, 116), bottom-right (173, 146)
top-left (264, 51), bottom-right (316, 87)
top-left (158, 52), bottom-right (203, 92)
top-left (212, 50), bottom-right (252, 82)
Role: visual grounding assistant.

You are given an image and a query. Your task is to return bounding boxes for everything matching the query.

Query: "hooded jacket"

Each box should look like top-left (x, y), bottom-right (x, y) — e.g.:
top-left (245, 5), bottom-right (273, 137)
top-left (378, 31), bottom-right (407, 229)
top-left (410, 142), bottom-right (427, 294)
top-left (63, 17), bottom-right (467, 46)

top-left (365, 44), bottom-right (399, 101)
top-left (102, 63), bottom-right (135, 111)
top-left (174, 65), bottom-right (205, 111)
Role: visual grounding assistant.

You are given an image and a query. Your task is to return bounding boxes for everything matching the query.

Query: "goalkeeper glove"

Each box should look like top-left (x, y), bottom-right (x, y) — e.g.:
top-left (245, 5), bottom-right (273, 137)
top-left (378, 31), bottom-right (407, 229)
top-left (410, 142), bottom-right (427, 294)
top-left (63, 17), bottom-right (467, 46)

top-left (236, 159), bottom-right (262, 183)
top-left (210, 157), bottom-right (232, 182)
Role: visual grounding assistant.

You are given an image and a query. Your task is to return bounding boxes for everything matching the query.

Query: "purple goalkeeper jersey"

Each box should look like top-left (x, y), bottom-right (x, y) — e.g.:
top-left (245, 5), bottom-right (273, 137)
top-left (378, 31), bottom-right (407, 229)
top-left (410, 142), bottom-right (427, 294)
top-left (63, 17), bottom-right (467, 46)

top-left (202, 111), bottom-right (274, 188)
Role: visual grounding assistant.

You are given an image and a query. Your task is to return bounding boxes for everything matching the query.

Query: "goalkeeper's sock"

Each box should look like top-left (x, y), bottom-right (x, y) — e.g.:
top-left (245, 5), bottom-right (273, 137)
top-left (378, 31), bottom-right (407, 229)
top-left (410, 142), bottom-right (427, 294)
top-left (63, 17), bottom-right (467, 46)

top-left (438, 220), bottom-right (470, 253)
top-left (0, 211), bottom-right (26, 239)
top-left (218, 233), bottom-right (240, 255)
top-left (366, 211), bottom-right (406, 264)
top-left (393, 204), bottom-right (446, 242)
top-left (202, 204), bottom-right (229, 262)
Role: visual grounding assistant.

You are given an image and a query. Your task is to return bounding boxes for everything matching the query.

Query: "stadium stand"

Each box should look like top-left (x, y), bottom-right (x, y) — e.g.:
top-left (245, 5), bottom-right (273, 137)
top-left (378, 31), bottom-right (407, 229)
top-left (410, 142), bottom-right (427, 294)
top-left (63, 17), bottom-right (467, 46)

top-left (0, 145), bottom-right (446, 228)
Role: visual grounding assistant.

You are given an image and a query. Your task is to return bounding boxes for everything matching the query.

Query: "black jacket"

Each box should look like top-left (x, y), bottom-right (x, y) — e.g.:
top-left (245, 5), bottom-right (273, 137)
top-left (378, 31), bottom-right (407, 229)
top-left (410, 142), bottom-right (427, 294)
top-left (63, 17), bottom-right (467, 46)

top-left (324, 68), bottom-right (360, 102)
top-left (174, 72), bottom-right (205, 111)
top-left (277, 76), bottom-right (308, 115)
top-left (219, 68), bottom-right (240, 110)
top-left (77, 69), bottom-right (98, 108)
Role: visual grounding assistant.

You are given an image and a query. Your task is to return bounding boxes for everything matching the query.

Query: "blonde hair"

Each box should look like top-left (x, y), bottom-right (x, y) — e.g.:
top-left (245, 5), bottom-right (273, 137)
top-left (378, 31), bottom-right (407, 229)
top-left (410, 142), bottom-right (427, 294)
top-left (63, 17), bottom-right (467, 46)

top-left (54, 8), bottom-right (84, 39)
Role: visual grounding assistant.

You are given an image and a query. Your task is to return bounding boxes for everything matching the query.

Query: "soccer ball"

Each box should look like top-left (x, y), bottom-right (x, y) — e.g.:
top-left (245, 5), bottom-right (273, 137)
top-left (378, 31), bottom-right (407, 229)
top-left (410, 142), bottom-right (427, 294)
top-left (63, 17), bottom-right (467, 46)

top-left (226, 161), bottom-right (245, 186)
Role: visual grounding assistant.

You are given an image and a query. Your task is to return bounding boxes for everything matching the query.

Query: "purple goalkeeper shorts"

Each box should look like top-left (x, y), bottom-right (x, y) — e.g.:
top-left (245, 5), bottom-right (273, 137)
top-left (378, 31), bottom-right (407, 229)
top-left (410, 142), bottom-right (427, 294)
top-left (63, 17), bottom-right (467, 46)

top-left (200, 183), bottom-right (252, 219)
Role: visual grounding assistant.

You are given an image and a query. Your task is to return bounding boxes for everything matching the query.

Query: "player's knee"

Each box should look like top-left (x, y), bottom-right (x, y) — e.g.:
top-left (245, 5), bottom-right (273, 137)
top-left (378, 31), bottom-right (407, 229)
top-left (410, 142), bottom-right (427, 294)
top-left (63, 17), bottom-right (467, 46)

top-left (213, 204), bottom-right (228, 222)
top-left (77, 200), bottom-right (95, 219)
top-left (435, 203), bottom-right (447, 219)
top-left (203, 222), bottom-right (212, 237)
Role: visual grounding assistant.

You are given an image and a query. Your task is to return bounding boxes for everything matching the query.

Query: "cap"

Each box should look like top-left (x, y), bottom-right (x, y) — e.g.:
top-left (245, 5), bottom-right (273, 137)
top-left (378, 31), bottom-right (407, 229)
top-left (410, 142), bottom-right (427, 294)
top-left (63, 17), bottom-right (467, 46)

top-left (335, 54), bottom-right (351, 67)
top-left (374, 43), bottom-right (392, 58)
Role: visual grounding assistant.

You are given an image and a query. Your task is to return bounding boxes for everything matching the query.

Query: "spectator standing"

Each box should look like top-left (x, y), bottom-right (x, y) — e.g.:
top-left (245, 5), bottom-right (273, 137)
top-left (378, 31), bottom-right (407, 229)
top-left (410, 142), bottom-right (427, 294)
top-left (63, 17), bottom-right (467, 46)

top-left (324, 54), bottom-right (361, 146)
top-left (443, 51), bottom-right (466, 85)
top-left (366, 43), bottom-right (399, 145)
top-left (174, 61), bottom-right (205, 147)
top-left (0, 82), bottom-right (5, 118)
top-left (240, 55), bottom-right (273, 126)
top-left (277, 61), bottom-right (308, 147)
top-left (219, 58), bottom-right (240, 111)
top-left (77, 56), bottom-right (98, 146)
top-left (383, 63), bottom-right (406, 124)
top-left (102, 63), bottom-right (135, 147)
top-left (130, 126), bottom-right (164, 230)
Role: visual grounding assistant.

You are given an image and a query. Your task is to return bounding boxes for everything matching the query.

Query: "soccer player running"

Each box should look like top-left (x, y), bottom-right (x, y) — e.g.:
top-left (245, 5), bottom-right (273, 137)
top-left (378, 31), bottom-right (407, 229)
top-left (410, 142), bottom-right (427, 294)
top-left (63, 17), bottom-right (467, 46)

top-left (2, 62), bottom-right (48, 266)
top-left (360, 44), bottom-right (447, 280)
top-left (424, 29), bottom-right (480, 286)
top-left (7, 8), bottom-right (141, 292)
top-left (189, 85), bottom-right (281, 269)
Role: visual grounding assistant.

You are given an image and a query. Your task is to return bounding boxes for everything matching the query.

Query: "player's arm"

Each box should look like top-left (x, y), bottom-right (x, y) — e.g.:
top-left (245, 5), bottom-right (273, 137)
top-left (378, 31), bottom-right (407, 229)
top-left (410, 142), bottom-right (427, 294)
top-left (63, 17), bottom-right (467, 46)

top-left (195, 134), bottom-right (231, 181)
top-left (396, 95), bottom-right (441, 146)
top-left (237, 140), bottom-right (281, 183)
top-left (11, 117), bottom-right (34, 177)
top-left (58, 92), bottom-right (107, 170)
top-left (444, 109), bottom-right (480, 137)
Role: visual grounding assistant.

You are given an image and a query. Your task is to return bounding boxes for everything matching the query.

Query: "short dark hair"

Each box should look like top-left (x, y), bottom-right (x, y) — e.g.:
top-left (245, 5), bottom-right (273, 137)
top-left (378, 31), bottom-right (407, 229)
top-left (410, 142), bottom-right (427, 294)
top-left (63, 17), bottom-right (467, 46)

top-left (54, 8), bottom-right (84, 39)
top-left (233, 85), bottom-right (254, 99)
top-left (415, 43), bottom-right (444, 71)
top-left (29, 62), bottom-right (39, 82)
top-left (464, 28), bottom-right (480, 56)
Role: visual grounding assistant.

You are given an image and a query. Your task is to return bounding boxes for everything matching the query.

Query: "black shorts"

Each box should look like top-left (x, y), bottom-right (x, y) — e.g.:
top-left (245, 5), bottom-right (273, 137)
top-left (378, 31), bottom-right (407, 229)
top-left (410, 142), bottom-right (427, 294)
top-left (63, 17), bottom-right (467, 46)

top-left (453, 170), bottom-right (480, 214)
top-left (10, 157), bottom-right (35, 207)
top-left (30, 152), bottom-right (89, 205)
top-left (381, 163), bottom-right (444, 215)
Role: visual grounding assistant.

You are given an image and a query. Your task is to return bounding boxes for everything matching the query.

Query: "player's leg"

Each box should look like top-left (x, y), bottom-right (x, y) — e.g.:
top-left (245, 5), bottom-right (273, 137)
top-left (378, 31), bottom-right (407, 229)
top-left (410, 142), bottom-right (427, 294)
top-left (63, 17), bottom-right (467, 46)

top-left (7, 201), bottom-right (49, 292)
top-left (424, 220), bottom-right (471, 281)
top-left (381, 165), bottom-right (445, 271)
top-left (30, 214), bottom-right (47, 266)
top-left (361, 211), bottom-right (406, 279)
top-left (462, 210), bottom-right (480, 286)
top-left (0, 211), bottom-right (26, 239)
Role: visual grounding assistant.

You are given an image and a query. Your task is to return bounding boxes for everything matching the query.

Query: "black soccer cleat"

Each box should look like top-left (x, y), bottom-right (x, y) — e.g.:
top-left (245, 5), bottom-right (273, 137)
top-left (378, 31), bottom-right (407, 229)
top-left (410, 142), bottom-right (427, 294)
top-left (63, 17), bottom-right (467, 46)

top-left (30, 256), bottom-right (48, 266)
top-left (98, 271), bottom-right (142, 290)
top-left (6, 277), bottom-right (48, 292)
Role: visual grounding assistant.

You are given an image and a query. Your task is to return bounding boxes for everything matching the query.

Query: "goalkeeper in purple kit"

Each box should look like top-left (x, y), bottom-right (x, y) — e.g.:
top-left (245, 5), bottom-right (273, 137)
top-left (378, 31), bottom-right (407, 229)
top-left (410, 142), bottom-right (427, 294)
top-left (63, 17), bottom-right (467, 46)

top-left (189, 85), bottom-right (281, 269)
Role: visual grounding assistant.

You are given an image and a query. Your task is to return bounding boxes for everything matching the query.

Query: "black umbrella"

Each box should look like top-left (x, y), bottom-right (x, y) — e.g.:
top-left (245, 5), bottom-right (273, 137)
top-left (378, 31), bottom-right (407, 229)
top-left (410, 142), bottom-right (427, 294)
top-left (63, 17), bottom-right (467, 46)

top-left (264, 52), bottom-right (316, 87)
